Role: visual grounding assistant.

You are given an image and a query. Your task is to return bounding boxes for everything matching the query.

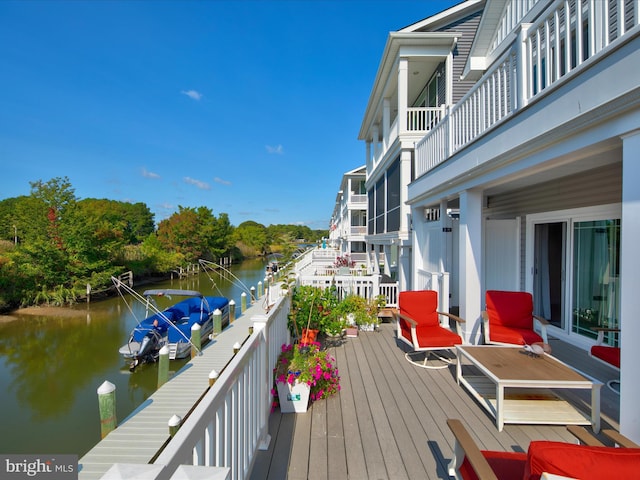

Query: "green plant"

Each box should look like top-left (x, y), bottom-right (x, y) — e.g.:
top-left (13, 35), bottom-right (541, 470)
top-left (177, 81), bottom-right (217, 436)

top-left (288, 285), bottom-right (339, 336)
top-left (335, 294), bottom-right (380, 327)
top-left (273, 342), bottom-right (340, 403)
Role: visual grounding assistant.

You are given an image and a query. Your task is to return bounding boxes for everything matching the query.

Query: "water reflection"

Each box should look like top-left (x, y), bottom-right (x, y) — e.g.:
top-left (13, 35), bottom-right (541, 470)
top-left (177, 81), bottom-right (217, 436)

top-left (0, 259), bottom-right (267, 456)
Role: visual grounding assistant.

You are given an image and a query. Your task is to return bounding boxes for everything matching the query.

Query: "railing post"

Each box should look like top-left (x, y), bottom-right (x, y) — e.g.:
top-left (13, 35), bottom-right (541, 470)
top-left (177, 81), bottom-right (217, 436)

top-left (517, 23), bottom-right (532, 109)
top-left (251, 315), bottom-right (272, 451)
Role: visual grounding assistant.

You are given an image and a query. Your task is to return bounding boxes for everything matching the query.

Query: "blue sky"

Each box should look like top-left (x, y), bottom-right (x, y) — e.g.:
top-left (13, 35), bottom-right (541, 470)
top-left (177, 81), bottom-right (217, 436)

top-left (0, 0), bottom-right (458, 229)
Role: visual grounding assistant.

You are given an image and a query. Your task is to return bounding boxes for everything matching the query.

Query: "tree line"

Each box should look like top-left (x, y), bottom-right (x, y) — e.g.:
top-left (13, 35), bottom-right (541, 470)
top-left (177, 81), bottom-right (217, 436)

top-left (0, 177), bottom-right (327, 312)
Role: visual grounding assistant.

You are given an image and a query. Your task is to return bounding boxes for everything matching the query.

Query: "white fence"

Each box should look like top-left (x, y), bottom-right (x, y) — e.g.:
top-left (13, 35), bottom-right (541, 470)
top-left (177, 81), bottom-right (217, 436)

top-left (298, 273), bottom-right (399, 308)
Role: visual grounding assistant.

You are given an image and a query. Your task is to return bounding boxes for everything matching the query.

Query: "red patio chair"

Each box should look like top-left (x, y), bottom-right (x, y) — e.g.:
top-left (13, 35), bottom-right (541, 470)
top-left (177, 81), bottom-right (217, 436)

top-left (447, 418), bottom-right (640, 480)
top-left (590, 327), bottom-right (620, 394)
top-left (482, 290), bottom-right (549, 347)
top-left (396, 290), bottom-right (465, 369)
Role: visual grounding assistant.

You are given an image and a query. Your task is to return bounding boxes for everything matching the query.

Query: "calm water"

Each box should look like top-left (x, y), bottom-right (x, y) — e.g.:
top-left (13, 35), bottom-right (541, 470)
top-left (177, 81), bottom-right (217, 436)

top-left (0, 259), bottom-right (268, 457)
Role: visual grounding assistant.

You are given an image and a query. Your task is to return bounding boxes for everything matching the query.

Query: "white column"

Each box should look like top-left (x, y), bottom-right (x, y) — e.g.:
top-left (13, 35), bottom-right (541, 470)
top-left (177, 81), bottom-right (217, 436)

top-left (458, 190), bottom-right (483, 344)
top-left (383, 97), bottom-right (390, 151)
top-left (400, 149), bottom-right (412, 234)
top-left (620, 129), bottom-right (640, 443)
top-left (398, 57), bottom-right (408, 133)
top-left (372, 124), bottom-right (380, 161)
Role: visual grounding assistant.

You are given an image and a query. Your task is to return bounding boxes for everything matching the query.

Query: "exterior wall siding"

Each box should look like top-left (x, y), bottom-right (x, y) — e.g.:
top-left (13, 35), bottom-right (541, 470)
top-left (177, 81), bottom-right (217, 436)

top-left (484, 163), bottom-right (622, 218)
top-left (436, 10), bottom-right (482, 104)
top-left (483, 162), bottom-right (622, 292)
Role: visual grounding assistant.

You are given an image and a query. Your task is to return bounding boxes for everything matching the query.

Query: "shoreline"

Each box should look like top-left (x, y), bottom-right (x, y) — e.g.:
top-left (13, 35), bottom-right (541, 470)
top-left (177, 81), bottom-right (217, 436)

top-left (0, 305), bottom-right (90, 323)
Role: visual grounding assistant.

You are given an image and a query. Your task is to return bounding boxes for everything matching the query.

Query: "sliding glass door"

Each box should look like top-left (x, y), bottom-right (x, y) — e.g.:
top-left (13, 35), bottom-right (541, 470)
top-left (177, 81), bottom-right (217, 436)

top-left (572, 219), bottom-right (620, 340)
top-left (528, 205), bottom-right (620, 344)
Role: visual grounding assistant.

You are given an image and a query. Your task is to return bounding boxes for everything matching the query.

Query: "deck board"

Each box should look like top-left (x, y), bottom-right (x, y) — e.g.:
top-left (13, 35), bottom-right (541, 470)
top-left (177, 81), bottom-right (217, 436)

top-left (251, 322), bottom-right (620, 479)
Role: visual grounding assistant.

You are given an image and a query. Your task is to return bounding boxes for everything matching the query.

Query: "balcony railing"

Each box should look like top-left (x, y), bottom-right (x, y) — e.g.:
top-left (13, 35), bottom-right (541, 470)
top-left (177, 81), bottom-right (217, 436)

top-left (370, 106), bottom-right (445, 171)
top-left (415, 0), bottom-right (639, 178)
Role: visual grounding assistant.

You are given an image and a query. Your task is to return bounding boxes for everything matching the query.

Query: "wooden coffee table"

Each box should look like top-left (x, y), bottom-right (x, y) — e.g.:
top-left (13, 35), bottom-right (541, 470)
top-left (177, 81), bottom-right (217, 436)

top-left (456, 345), bottom-right (602, 432)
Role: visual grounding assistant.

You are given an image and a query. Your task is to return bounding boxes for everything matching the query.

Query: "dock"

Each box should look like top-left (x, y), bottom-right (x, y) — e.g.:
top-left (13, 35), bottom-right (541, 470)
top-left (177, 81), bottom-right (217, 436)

top-left (79, 297), bottom-right (270, 480)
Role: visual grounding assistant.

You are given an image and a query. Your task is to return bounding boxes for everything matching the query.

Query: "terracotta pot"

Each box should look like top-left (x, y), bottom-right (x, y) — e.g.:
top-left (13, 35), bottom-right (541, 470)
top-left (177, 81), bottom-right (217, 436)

top-left (300, 328), bottom-right (319, 345)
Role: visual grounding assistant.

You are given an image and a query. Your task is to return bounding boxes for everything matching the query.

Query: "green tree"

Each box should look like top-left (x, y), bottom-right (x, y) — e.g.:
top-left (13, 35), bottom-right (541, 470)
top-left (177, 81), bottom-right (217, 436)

top-left (234, 221), bottom-right (268, 256)
top-left (157, 207), bottom-right (234, 263)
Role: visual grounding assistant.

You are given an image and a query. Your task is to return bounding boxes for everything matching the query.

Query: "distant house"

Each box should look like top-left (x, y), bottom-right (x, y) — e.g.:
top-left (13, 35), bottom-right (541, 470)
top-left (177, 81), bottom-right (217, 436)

top-left (329, 166), bottom-right (368, 258)
top-left (358, 0), bottom-right (640, 441)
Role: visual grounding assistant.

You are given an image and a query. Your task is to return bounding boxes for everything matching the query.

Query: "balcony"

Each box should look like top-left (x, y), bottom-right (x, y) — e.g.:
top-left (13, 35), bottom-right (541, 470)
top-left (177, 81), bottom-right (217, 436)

top-left (370, 106), bottom-right (446, 170)
top-left (415, 0), bottom-right (640, 178)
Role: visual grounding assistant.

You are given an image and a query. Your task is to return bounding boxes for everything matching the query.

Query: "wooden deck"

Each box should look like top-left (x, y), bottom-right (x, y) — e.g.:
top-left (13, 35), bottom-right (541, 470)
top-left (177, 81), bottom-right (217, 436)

top-left (250, 322), bottom-right (620, 480)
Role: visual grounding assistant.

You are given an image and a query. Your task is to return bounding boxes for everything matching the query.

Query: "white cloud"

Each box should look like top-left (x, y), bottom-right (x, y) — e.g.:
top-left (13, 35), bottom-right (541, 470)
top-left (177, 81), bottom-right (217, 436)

top-left (184, 176), bottom-right (211, 190)
top-left (181, 89), bottom-right (203, 101)
top-left (141, 167), bottom-right (161, 179)
top-left (214, 177), bottom-right (231, 186)
top-left (265, 144), bottom-right (284, 154)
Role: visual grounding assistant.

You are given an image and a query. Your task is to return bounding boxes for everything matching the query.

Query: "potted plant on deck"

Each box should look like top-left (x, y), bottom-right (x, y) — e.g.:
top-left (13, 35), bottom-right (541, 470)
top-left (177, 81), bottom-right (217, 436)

top-left (335, 294), bottom-right (384, 334)
top-left (288, 285), bottom-right (340, 343)
top-left (273, 342), bottom-right (341, 413)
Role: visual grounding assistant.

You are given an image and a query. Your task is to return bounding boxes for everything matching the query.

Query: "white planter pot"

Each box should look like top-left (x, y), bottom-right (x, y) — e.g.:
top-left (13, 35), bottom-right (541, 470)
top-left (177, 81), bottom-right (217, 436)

top-left (277, 381), bottom-right (310, 413)
top-left (358, 323), bottom-right (377, 332)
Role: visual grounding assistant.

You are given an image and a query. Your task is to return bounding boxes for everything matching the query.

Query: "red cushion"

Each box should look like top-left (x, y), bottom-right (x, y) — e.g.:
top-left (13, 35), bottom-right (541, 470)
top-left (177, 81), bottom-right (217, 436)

top-left (459, 450), bottom-right (527, 480)
top-left (524, 441), bottom-right (640, 480)
top-left (489, 325), bottom-right (543, 346)
top-left (414, 325), bottom-right (462, 348)
top-left (399, 290), bottom-right (439, 327)
top-left (591, 345), bottom-right (621, 369)
top-left (486, 291), bottom-right (534, 330)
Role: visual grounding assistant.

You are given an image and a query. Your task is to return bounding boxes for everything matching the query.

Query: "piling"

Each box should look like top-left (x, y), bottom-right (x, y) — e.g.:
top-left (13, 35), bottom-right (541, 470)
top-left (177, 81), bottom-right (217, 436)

top-left (157, 345), bottom-right (170, 388)
top-left (213, 308), bottom-right (222, 335)
top-left (209, 369), bottom-right (218, 387)
top-left (241, 292), bottom-right (247, 313)
top-left (191, 323), bottom-right (201, 359)
top-left (229, 300), bottom-right (236, 323)
top-left (97, 381), bottom-right (117, 439)
top-left (168, 415), bottom-right (182, 437)
top-left (233, 342), bottom-right (241, 355)
top-left (250, 286), bottom-right (256, 303)
top-left (257, 281), bottom-right (263, 298)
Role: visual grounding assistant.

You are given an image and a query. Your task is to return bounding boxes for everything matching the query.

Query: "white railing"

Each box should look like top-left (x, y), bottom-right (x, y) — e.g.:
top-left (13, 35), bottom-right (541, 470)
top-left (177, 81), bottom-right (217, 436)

top-left (416, 269), bottom-right (450, 319)
top-left (350, 226), bottom-right (367, 235)
top-left (415, 0), bottom-right (639, 178)
top-left (297, 274), bottom-right (399, 308)
top-left (415, 46), bottom-right (518, 176)
top-left (349, 194), bottom-right (367, 205)
top-left (152, 295), bottom-right (291, 480)
top-left (407, 106), bottom-right (446, 132)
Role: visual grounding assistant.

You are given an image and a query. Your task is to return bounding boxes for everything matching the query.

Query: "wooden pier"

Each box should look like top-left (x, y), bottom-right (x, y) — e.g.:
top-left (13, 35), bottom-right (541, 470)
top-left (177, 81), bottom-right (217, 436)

top-left (78, 297), bottom-right (267, 480)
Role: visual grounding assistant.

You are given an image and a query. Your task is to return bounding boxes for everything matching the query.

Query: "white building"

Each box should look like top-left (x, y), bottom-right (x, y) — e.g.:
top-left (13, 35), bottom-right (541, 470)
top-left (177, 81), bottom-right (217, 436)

top-left (329, 166), bottom-right (368, 258)
top-left (359, 0), bottom-right (485, 292)
top-left (360, 0), bottom-right (640, 441)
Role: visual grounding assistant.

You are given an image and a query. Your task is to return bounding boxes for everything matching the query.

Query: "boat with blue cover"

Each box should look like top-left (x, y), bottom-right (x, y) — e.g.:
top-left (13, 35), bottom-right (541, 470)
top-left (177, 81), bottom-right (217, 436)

top-left (118, 288), bottom-right (230, 370)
